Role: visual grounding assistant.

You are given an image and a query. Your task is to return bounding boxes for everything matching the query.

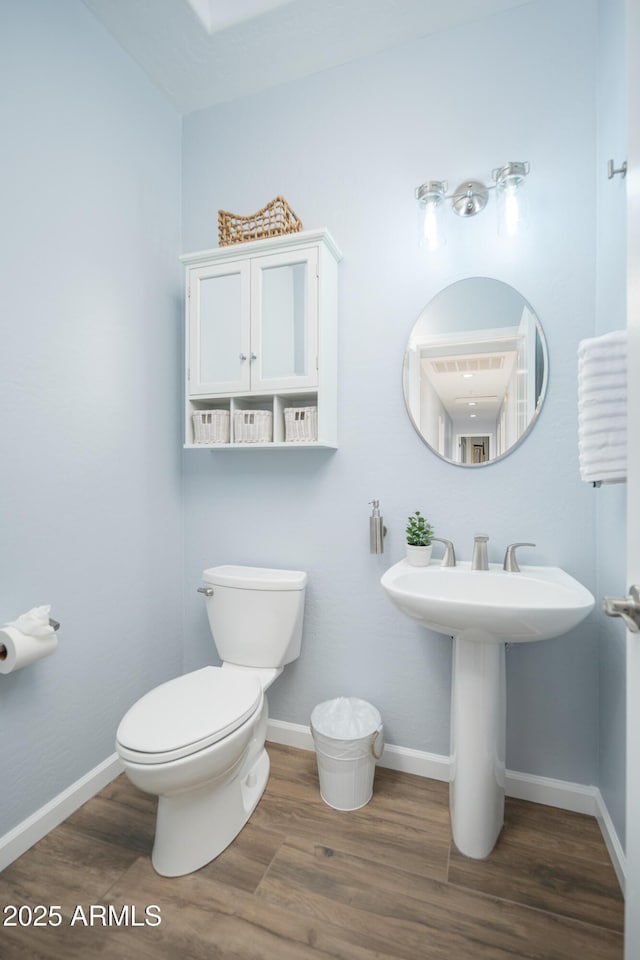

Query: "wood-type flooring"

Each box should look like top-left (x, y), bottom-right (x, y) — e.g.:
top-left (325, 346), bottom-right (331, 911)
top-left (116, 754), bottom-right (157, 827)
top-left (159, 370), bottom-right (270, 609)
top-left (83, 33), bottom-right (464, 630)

top-left (0, 743), bottom-right (624, 959)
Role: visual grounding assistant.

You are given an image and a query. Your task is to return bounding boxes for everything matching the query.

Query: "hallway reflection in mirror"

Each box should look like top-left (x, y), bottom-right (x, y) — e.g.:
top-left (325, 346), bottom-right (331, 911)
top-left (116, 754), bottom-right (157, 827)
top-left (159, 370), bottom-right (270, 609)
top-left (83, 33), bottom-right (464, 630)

top-left (403, 278), bottom-right (548, 466)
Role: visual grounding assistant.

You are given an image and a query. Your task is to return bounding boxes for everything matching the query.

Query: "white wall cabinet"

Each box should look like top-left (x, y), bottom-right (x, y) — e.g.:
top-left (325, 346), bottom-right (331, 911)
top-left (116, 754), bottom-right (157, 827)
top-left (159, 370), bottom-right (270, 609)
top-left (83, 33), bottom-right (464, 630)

top-left (181, 229), bottom-right (341, 448)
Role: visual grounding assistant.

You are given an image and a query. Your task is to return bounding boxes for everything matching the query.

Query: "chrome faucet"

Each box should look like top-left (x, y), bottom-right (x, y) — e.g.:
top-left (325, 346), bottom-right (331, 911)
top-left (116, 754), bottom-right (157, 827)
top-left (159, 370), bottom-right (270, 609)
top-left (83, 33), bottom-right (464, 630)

top-left (472, 535), bottom-right (489, 571)
top-left (503, 542), bottom-right (536, 573)
top-left (432, 538), bottom-right (456, 567)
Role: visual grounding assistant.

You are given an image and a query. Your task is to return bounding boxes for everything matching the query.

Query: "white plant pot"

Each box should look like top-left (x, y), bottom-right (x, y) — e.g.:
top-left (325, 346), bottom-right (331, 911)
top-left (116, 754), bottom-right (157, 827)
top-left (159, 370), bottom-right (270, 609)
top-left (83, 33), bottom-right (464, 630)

top-left (406, 544), bottom-right (433, 566)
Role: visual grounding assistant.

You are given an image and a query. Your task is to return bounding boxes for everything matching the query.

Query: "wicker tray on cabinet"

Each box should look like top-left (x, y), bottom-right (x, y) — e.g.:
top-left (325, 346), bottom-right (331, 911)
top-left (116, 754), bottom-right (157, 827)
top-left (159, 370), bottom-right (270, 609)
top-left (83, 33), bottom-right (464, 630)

top-left (218, 196), bottom-right (302, 247)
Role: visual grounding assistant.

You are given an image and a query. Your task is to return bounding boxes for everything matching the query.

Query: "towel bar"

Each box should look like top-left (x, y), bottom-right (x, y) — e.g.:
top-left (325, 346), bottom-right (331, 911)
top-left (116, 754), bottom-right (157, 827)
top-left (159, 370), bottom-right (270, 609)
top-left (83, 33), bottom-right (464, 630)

top-left (607, 159), bottom-right (627, 179)
top-left (592, 479), bottom-right (626, 488)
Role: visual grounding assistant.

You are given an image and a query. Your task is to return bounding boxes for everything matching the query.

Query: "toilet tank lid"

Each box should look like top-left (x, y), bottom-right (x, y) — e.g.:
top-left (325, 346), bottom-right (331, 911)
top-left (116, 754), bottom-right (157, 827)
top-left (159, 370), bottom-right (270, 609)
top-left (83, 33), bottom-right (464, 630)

top-left (202, 565), bottom-right (307, 591)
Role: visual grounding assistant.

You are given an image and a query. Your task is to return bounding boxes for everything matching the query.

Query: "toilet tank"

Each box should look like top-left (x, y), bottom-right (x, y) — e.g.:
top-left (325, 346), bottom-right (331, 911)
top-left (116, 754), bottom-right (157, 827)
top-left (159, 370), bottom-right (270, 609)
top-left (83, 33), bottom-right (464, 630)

top-left (201, 565), bottom-right (307, 669)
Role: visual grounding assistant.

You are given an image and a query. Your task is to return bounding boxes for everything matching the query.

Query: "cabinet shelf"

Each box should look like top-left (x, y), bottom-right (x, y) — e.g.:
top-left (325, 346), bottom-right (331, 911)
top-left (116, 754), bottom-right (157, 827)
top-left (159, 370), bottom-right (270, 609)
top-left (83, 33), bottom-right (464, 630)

top-left (182, 230), bottom-right (341, 452)
top-left (186, 392), bottom-right (327, 447)
top-left (184, 441), bottom-right (338, 450)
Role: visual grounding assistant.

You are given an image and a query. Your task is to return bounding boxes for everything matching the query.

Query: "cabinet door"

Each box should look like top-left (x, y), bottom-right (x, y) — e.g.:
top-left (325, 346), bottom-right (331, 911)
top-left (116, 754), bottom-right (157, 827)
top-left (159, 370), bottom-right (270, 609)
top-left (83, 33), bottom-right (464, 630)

top-left (250, 248), bottom-right (319, 391)
top-left (188, 260), bottom-right (251, 395)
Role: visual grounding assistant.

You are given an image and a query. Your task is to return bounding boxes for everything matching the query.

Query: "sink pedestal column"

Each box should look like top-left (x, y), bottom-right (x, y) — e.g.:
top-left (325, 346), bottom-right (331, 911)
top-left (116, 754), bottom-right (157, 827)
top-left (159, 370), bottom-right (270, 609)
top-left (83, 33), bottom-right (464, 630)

top-left (450, 633), bottom-right (506, 858)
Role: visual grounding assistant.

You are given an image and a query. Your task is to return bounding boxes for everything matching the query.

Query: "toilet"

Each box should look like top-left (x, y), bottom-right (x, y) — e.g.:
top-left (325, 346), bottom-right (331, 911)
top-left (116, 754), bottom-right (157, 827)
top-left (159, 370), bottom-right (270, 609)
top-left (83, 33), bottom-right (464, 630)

top-left (115, 564), bottom-right (307, 877)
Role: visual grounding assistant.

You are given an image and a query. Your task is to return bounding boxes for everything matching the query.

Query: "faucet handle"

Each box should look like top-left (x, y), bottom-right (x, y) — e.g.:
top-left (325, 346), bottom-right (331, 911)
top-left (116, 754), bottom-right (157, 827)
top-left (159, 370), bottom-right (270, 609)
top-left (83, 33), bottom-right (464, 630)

top-left (503, 542), bottom-right (536, 573)
top-left (432, 538), bottom-right (456, 567)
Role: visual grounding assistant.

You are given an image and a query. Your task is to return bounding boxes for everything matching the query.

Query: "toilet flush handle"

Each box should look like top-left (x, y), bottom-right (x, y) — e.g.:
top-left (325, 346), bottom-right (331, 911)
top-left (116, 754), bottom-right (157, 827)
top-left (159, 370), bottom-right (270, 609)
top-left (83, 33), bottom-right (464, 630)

top-left (197, 586), bottom-right (214, 597)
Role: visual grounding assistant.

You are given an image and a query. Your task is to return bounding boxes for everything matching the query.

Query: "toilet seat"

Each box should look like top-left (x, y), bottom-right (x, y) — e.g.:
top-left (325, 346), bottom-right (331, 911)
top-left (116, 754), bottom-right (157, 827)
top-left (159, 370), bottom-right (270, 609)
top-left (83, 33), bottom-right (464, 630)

top-left (116, 666), bottom-right (262, 765)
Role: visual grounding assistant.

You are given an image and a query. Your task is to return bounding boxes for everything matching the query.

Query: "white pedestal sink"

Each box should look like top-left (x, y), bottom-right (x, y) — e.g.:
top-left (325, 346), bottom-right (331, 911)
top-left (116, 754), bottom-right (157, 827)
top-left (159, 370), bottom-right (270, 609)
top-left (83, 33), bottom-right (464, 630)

top-left (380, 560), bottom-right (594, 859)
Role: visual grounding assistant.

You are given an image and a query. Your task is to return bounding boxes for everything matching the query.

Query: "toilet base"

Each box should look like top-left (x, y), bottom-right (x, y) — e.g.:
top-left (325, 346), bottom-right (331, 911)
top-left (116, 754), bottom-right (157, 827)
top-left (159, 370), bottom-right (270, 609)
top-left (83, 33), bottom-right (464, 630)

top-left (152, 746), bottom-right (270, 877)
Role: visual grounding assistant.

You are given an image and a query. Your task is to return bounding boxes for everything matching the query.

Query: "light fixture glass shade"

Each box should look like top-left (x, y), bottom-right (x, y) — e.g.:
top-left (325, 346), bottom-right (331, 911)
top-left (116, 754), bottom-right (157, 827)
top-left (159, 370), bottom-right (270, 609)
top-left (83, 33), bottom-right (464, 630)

top-left (416, 181), bottom-right (447, 251)
top-left (493, 161), bottom-right (529, 236)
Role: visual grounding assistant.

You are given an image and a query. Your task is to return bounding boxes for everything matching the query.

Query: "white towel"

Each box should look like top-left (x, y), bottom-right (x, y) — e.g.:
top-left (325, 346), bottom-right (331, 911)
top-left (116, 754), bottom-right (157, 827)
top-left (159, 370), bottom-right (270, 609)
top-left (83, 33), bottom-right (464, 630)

top-left (579, 387), bottom-right (627, 404)
top-left (578, 399), bottom-right (627, 423)
top-left (579, 413), bottom-right (626, 433)
top-left (579, 429), bottom-right (626, 450)
top-left (578, 331), bottom-right (627, 483)
top-left (580, 447), bottom-right (626, 467)
top-left (578, 329), bottom-right (627, 358)
top-left (579, 420), bottom-right (626, 436)
top-left (578, 373), bottom-right (626, 395)
top-left (579, 355), bottom-right (626, 373)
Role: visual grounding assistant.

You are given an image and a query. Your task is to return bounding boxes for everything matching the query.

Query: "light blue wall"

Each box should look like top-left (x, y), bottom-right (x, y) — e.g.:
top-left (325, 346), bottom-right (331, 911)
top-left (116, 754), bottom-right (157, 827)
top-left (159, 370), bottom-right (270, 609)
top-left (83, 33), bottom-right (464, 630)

top-left (1, 0), bottom-right (622, 846)
top-left (595, 0), bottom-right (627, 847)
top-left (182, 0), bottom-right (601, 783)
top-left (0, 0), bottom-right (183, 835)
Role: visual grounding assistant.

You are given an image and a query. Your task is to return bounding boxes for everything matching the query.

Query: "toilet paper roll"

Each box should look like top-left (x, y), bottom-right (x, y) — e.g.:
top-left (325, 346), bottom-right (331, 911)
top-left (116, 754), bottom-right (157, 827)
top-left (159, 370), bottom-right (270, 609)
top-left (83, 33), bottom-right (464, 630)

top-left (0, 626), bottom-right (58, 674)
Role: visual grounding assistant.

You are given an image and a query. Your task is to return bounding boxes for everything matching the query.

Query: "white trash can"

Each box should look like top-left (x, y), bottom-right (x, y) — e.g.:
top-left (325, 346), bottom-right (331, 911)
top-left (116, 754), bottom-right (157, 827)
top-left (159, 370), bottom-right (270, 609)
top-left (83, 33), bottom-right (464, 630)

top-left (310, 697), bottom-right (384, 811)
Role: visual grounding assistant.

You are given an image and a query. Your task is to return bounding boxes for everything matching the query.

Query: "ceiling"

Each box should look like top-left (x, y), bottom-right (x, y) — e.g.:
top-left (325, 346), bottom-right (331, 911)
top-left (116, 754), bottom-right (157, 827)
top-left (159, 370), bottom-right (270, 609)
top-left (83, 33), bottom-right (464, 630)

top-left (422, 349), bottom-right (517, 425)
top-left (417, 326), bottom-right (521, 425)
top-left (81, 0), bottom-right (532, 114)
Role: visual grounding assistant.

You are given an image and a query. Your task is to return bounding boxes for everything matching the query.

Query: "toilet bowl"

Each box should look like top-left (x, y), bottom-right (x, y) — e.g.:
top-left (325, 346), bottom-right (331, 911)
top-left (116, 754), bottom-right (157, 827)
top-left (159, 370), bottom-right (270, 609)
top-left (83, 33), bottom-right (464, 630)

top-left (115, 565), bottom-right (306, 877)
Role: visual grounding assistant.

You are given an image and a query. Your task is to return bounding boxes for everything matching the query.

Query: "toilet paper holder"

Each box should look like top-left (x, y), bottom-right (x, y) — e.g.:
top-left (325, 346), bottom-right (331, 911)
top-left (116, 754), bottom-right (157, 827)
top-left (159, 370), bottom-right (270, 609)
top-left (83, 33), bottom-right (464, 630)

top-left (0, 617), bottom-right (61, 665)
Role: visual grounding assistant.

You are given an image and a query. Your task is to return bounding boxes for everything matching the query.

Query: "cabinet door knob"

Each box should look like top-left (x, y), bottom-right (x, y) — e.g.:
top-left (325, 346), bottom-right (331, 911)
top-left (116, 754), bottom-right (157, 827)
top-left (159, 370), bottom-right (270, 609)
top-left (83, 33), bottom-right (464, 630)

top-left (239, 353), bottom-right (247, 361)
top-left (250, 352), bottom-right (257, 361)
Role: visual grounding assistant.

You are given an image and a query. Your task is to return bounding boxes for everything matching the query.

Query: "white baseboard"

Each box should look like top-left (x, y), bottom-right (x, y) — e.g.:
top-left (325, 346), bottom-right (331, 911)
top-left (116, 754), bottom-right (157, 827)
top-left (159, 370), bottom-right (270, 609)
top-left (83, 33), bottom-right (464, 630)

top-left (504, 768), bottom-right (598, 815)
top-left (267, 719), bottom-right (626, 890)
top-left (267, 718), bottom-right (450, 780)
top-left (594, 787), bottom-right (627, 894)
top-left (267, 718), bottom-right (316, 754)
top-left (0, 754), bottom-right (122, 873)
top-left (1, 726), bottom-right (626, 895)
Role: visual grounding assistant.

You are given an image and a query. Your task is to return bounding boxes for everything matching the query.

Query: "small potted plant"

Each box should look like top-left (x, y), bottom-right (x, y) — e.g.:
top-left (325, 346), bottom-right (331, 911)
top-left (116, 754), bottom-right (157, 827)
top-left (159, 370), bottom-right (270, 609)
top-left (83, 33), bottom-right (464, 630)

top-left (405, 510), bottom-right (434, 566)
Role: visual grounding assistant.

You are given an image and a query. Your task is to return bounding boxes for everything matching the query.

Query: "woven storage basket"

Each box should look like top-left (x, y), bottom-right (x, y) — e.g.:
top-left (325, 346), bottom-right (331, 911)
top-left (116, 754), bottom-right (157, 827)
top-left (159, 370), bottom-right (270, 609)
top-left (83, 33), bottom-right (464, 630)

top-left (284, 406), bottom-right (318, 442)
top-left (234, 410), bottom-right (273, 443)
top-left (218, 196), bottom-right (302, 247)
top-left (192, 410), bottom-right (230, 444)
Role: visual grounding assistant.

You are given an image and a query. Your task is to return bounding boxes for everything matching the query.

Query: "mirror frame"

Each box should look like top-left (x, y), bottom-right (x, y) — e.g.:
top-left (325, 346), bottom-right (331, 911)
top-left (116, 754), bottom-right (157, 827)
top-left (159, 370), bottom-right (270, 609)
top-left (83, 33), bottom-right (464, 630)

top-left (402, 277), bottom-right (549, 467)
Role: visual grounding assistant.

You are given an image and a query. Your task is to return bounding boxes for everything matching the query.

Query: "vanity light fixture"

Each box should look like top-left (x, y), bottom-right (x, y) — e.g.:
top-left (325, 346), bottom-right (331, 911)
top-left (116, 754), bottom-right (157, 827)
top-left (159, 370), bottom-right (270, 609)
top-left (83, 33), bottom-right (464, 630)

top-left (415, 180), bottom-right (447, 250)
top-left (415, 161), bottom-right (530, 248)
top-left (493, 161), bottom-right (530, 236)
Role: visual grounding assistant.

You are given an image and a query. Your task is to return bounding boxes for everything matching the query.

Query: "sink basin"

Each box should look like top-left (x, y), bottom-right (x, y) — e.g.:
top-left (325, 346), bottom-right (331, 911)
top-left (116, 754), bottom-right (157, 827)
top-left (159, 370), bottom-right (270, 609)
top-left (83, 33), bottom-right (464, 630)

top-left (380, 560), bottom-right (595, 642)
top-left (380, 558), bottom-right (594, 860)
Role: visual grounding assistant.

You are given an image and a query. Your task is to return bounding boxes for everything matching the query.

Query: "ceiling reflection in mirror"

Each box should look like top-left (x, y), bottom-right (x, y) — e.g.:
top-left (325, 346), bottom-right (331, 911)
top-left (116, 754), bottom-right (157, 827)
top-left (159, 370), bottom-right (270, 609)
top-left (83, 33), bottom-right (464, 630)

top-left (403, 278), bottom-right (548, 466)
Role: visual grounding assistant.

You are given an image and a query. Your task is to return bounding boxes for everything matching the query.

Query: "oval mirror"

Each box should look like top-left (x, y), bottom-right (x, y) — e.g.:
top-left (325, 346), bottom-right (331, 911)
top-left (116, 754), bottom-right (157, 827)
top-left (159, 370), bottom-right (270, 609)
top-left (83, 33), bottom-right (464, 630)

top-left (403, 278), bottom-right (548, 466)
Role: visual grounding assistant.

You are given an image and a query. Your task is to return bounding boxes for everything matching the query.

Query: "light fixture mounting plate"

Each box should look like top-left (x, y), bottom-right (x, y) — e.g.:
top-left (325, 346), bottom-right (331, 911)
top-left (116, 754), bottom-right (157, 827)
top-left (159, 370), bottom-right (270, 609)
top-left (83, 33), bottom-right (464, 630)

top-left (451, 180), bottom-right (489, 218)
